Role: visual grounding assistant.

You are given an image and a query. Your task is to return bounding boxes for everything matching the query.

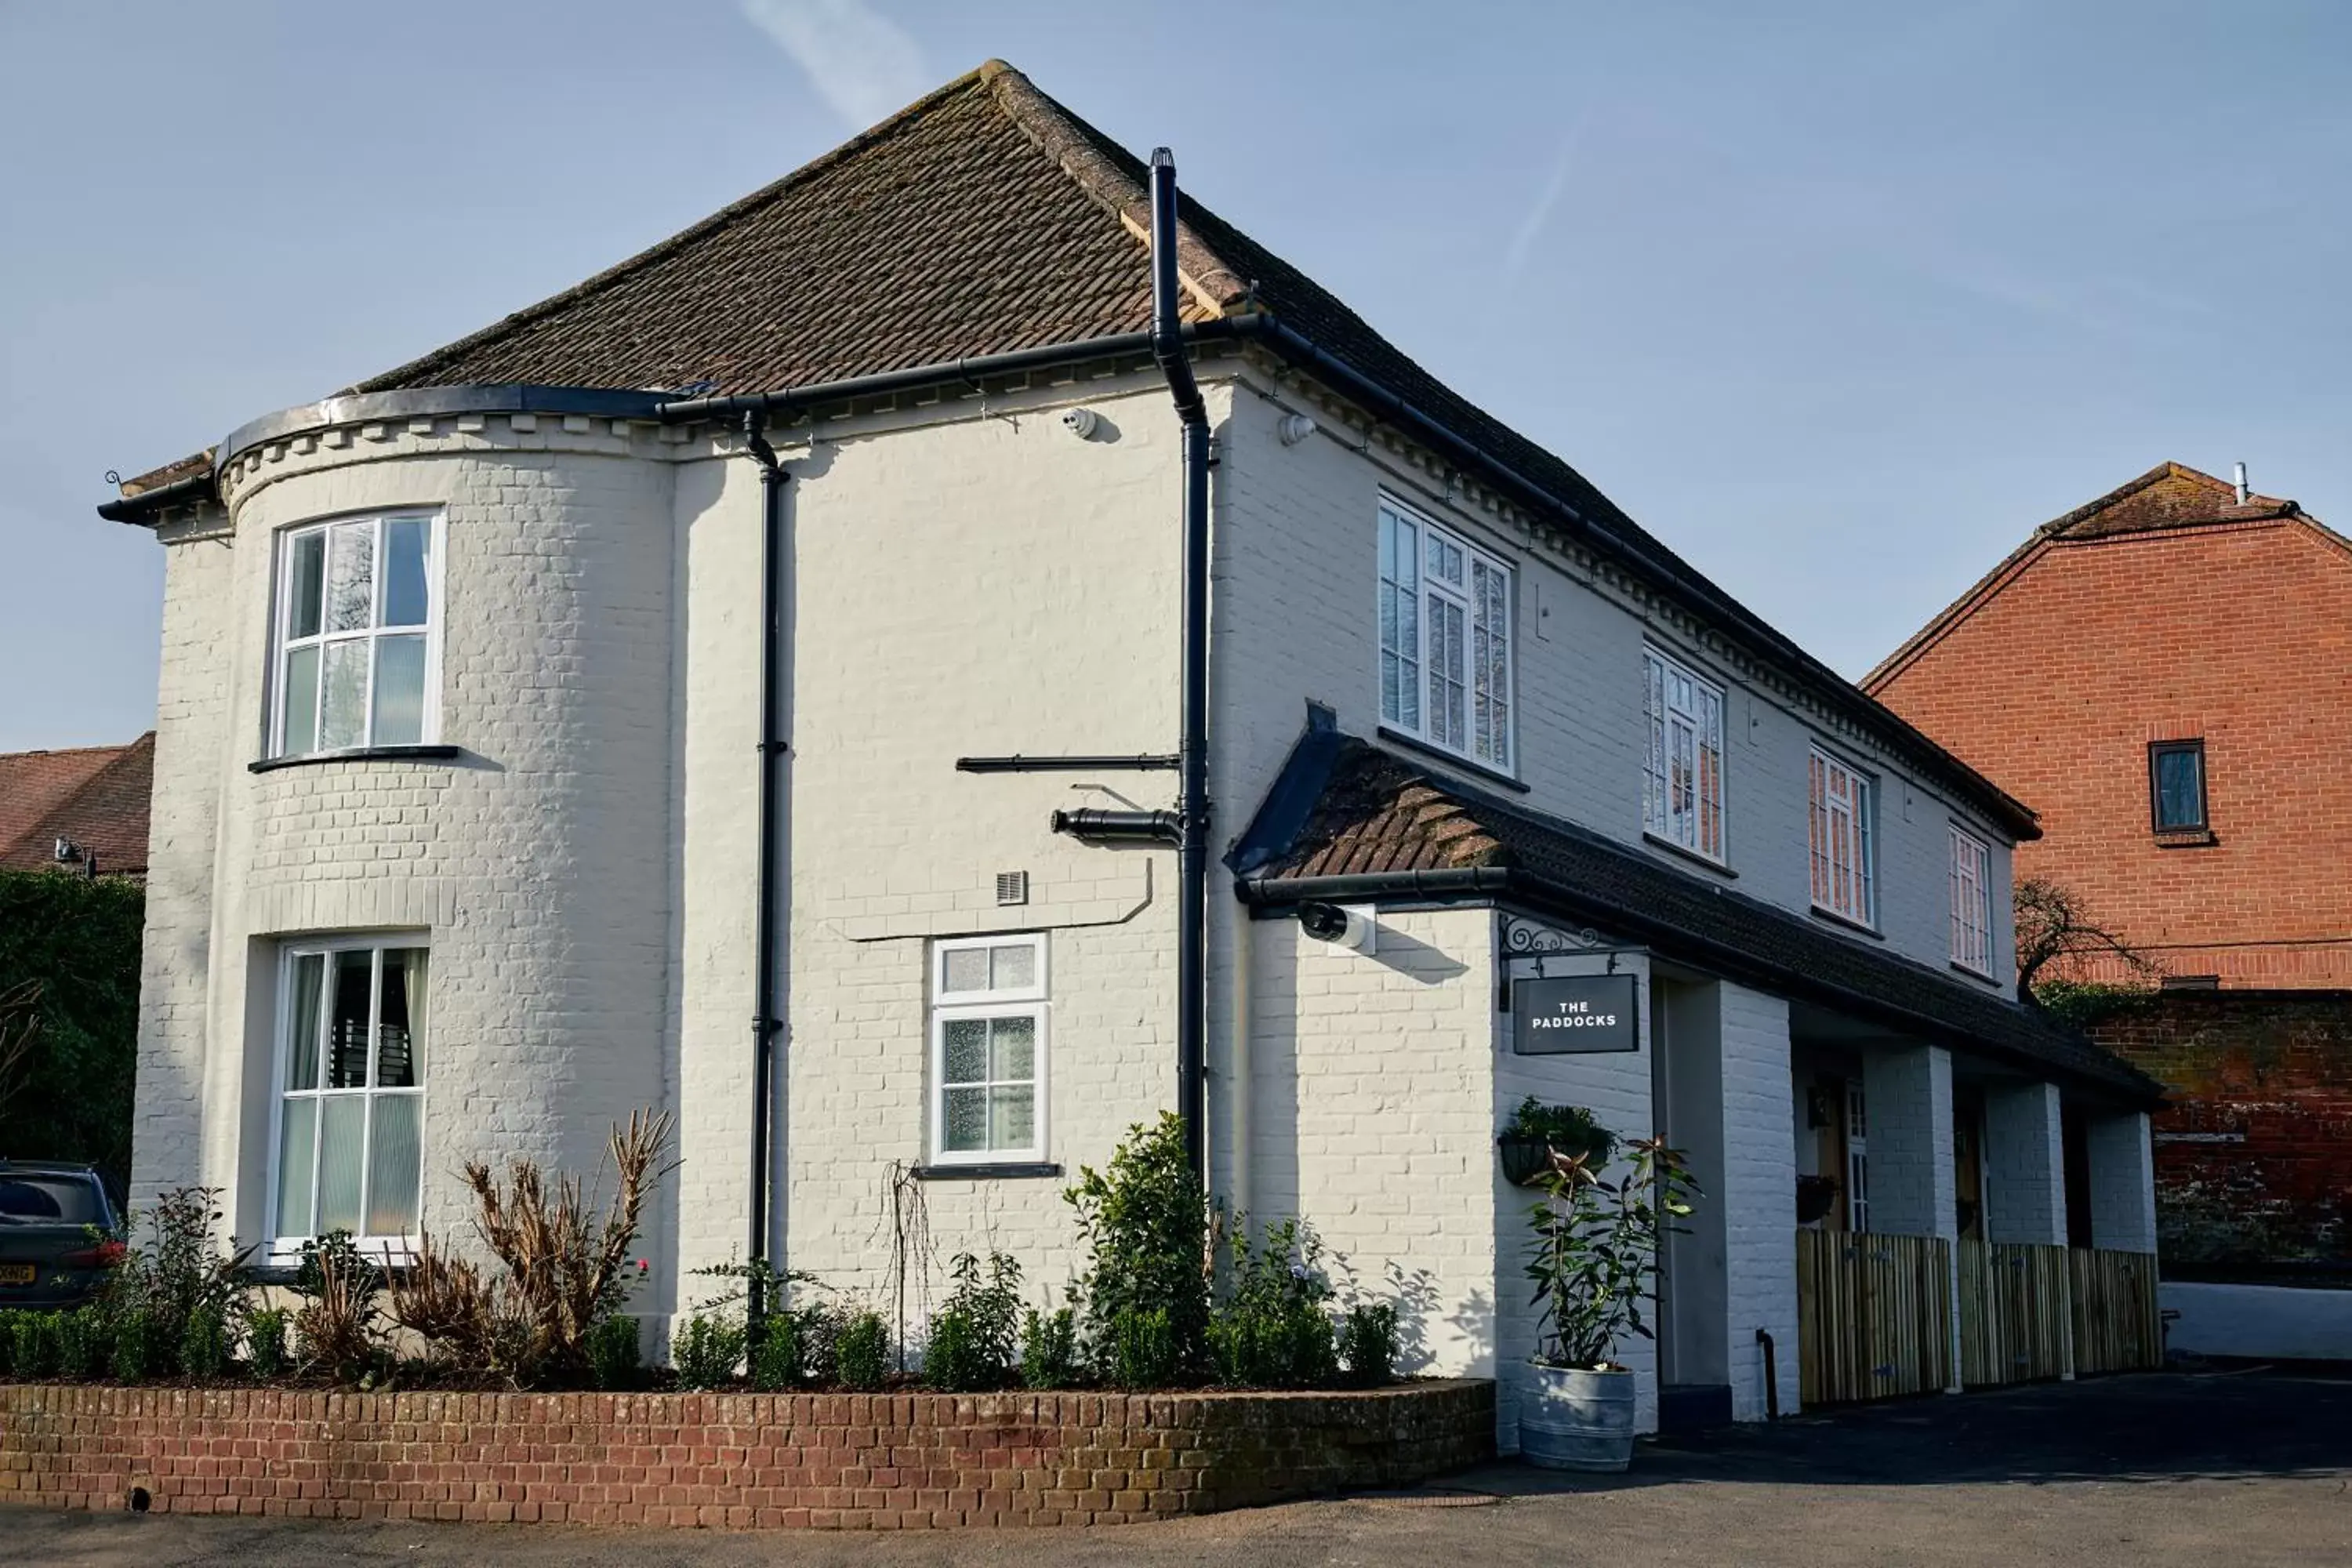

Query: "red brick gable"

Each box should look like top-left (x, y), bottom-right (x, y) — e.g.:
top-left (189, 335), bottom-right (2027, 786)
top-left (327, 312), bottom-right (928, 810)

top-left (1868, 470), bottom-right (2352, 988)
top-left (0, 733), bottom-right (154, 877)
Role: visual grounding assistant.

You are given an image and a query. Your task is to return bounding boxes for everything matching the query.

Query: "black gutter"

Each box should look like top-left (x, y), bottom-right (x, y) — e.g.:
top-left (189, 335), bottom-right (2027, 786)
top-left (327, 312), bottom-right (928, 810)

top-left (1150, 148), bottom-right (1214, 1184)
top-left (98, 472), bottom-right (214, 524)
top-left (1236, 866), bottom-right (2163, 1109)
top-left (742, 412), bottom-right (789, 1316)
top-left (958, 753), bottom-right (1178, 774)
top-left (1051, 807), bottom-right (1181, 844)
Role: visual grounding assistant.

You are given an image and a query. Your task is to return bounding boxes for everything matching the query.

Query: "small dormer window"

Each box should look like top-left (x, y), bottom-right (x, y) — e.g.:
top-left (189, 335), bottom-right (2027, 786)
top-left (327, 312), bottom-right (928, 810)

top-left (269, 514), bottom-right (441, 759)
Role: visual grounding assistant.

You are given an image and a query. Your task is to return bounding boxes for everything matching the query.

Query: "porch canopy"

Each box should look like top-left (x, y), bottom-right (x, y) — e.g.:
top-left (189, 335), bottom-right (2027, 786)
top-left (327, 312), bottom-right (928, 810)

top-left (1232, 725), bottom-right (2164, 1112)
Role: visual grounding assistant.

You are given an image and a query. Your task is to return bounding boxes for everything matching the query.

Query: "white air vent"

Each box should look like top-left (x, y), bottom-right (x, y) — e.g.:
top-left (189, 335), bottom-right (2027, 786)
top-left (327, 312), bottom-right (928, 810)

top-left (996, 870), bottom-right (1030, 906)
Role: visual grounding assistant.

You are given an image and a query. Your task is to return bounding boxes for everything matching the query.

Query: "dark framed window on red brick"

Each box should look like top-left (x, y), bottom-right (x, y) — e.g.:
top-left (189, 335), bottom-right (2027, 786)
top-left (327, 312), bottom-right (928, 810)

top-left (2148, 739), bottom-right (2208, 833)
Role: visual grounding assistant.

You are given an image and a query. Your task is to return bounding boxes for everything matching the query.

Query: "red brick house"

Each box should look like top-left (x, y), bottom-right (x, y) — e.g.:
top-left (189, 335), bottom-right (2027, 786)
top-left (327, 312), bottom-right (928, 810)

top-left (1867, 462), bottom-right (2352, 1278)
top-left (0, 734), bottom-right (155, 880)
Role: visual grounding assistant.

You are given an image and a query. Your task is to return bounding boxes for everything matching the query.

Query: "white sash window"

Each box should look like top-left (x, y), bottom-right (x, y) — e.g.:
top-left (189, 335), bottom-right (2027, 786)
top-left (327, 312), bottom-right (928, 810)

top-left (1809, 749), bottom-right (1875, 927)
top-left (1377, 499), bottom-right (1513, 771)
top-left (1642, 648), bottom-right (1726, 861)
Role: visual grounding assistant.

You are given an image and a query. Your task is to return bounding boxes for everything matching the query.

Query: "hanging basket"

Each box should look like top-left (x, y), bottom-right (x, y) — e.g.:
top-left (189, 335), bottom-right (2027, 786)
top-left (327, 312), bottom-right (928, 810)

top-left (1498, 1134), bottom-right (1555, 1187)
top-left (1795, 1174), bottom-right (1840, 1225)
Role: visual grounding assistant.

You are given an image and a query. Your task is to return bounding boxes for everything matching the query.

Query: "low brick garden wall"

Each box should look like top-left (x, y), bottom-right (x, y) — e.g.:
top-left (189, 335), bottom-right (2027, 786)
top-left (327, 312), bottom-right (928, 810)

top-left (0, 1378), bottom-right (1493, 1528)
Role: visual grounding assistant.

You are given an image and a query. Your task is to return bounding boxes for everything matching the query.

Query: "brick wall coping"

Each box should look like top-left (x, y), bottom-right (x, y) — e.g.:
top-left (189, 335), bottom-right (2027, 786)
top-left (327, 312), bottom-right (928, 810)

top-left (0, 1377), bottom-right (1495, 1529)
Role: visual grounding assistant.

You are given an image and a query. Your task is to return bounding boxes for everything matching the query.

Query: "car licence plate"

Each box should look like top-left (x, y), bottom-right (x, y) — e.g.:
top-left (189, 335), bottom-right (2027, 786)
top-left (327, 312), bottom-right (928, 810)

top-left (0, 1264), bottom-right (34, 1286)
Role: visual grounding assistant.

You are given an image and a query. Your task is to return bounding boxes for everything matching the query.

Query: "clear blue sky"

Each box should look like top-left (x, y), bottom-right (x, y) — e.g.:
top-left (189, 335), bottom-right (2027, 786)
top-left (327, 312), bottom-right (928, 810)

top-left (4, 1), bottom-right (2346, 750)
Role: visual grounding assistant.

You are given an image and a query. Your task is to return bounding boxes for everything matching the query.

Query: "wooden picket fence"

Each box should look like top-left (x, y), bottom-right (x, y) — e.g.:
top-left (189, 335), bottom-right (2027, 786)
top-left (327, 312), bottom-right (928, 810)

top-left (1795, 1229), bottom-right (1954, 1406)
top-left (1956, 1240), bottom-right (2071, 1387)
top-left (2071, 1246), bottom-right (2164, 1375)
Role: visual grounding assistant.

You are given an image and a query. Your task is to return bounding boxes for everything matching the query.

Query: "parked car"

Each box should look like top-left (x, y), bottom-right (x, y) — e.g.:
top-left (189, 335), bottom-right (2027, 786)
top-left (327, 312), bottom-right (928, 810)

top-left (0, 1162), bottom-right (124, 1308)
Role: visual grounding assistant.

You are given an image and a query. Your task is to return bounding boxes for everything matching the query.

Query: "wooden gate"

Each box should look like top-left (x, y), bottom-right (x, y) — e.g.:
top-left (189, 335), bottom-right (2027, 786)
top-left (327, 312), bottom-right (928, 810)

top-left (1796, 1229), bottom-right (1953, 1405)
top-left (2071, 1247), bottom-right (2163, 1374)
top-left (1956, 1240), bottom-right (2071, 1386)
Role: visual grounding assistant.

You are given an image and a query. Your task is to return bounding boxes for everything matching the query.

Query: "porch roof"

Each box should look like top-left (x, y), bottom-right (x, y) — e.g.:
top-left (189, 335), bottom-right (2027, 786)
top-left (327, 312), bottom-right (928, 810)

top-left (1232, 731), bottom-right (2164, 1109)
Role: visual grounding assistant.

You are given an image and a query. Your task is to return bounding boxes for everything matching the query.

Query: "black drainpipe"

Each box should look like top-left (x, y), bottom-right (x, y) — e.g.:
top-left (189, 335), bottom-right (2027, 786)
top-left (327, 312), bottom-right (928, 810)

top-left (1149, 149), bottom-right (1212, 1183)
top-left (743, 412), bottom-right (788, 1317)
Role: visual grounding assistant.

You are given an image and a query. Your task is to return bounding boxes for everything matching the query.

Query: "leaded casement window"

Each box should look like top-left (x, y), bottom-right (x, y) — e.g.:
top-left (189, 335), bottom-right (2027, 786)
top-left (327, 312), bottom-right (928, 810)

top-left (1949, 826), bottom-right (1994, 976)
top-left (1809, 748), bottom-right (1875, 927)
top-left (930, 934), bottom-right (1047, 1164)
top-left (1376, 499), bottom-right (1513, 771)
top-left (270, 514), bottom-right (440, 759)
top-left (1642, 648), bottom-right (1726, 861)
top-left (270, 938), bottom-right (428, 1256)
top-left (2148, 739), bottom-right (2208, 832)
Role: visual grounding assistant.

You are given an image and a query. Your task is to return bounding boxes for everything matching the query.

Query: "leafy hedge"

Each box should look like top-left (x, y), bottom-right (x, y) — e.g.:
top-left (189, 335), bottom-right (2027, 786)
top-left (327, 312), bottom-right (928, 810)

top-left (0, 869), bottom-right (143, 1182)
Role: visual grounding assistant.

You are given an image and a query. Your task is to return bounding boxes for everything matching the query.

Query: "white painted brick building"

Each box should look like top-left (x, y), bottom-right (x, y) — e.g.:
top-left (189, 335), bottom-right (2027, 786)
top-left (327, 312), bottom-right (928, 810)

top-left (100, 59), bottom-right (2161, 1443)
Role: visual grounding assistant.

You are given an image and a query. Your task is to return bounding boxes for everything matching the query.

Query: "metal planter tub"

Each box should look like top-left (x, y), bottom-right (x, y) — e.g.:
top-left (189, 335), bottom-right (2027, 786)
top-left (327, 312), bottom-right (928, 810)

top-left (1520, 1363), bottom-right (1636, 1472)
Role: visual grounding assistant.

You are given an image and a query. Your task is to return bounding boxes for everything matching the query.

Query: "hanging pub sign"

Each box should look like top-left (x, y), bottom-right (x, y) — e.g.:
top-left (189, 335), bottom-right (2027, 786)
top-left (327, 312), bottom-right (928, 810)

top-left (1512, 974), bottom-right (1639, 1055)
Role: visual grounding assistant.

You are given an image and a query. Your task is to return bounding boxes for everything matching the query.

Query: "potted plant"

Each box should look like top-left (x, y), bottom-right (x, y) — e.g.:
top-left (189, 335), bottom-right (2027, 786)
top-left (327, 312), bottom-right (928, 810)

top-left (1497, 1097), bottom-right (1616, 1187)
top-left (1795, 1173), bottom-right (1839, 1225)
top-left (1519, 1136), bottom-right (1700, 1472)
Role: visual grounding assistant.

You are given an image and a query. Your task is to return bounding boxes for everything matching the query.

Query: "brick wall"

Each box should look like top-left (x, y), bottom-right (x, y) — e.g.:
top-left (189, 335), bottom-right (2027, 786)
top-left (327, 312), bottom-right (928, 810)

top-left (2093, 990), bottom-right (2352, 1269)
top-left (1871, 519), bottom-right (2352, 988)
top-left (0, 1380), bottom-right (1494, 1529)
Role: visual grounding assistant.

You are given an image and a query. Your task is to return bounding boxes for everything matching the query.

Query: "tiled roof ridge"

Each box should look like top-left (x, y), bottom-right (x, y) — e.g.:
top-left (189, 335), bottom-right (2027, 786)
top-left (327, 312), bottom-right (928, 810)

top-left (348, 64), bottom-right (1013, 398)
top-left (0, 737), bottom-right (142, 763)
top-left (2038, 459), bottom-right (2299, 539)
top-left (978, 61), bottom-right (1252, 312)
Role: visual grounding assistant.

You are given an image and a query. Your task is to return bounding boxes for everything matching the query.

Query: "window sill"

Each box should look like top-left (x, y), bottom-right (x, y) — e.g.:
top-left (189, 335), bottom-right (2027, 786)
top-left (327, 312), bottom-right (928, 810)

top-left (2153, 828), bottom-right (2218, 848)
top-left (1642, 832), bottom-right (1736, 879)
top-left (1374, 727), bottom-right (1530, 793)
top-left (1948, 960), bottom-right (2001, 988)
top-left (250, 744), bottom-right (463, 775)
top-left (911, 1161), bottom-right (1062, 1181)
top-left (1809, 906), bottom-right (1884, 942)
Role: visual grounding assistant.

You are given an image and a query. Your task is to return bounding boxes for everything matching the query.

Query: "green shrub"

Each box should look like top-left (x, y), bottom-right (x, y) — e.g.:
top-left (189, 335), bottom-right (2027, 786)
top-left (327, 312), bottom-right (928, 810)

top-left (1020, 1306), bottom-right (1077, 1390)
top-left (1207, 1218), bottom-right (1338, 1389)
top-left (11, 1311), bottom-right (60, 1378)
top-left (56, 1307), bottom-right (111, 1378)
top-left (0, 1308), bottom-right (27, 1377)
top-left (179, 1306), bottom-right (232, 1380)
top-left (1065, 1113), bottom-right (1209, 1387)
top-left (1338, 1302), bottom-right (1399, 1387)
top-left (245, 1308), bottom-right (291, 1380)
top-left (834, 1310), bottom-right (889, 1392)
top-left (924, 1252), bottom-right (1022, 1392)
top-left (109, 1307), bottom-right (166, 1381)
top-left (670, 1311), bottom-right (746, 1390)
top-left (586, 1315), bottom-right (642, 1392)
top-left (747, 1311), bottom-right (804, 1392)
top-left (0, 869), bottom-right (143, 1181)
top-left (1108, 1305), bottom-right (1180, 1389)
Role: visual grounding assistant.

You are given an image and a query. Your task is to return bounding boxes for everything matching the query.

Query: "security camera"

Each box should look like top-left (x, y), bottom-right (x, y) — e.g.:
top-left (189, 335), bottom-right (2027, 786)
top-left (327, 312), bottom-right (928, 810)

top-left (1061, 406), bottom-right (1103, 441)
top-left (1298, 901), bottom-right (1377, 955)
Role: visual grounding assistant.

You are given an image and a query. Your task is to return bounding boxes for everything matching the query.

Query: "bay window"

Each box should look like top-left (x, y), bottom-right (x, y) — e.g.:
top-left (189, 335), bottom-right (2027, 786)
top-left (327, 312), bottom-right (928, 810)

top-left (270, 513), bottom-right (440, 759)
top-left (1377, 498), bottom-right (1513, 771)
top-left (271, 938), bottom-right (428, 1256)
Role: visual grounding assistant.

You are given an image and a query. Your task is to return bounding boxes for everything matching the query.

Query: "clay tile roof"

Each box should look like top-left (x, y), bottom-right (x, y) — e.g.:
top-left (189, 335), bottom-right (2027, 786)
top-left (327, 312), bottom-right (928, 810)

top-left (1245, 735), bottom-right (2161, 1106)
top-left (2042, 460), bottom-right (2300, 539)
top-left (100, 59), bottom-right (2030, 842)
top-left (0, 733), bottom-right (154, 877)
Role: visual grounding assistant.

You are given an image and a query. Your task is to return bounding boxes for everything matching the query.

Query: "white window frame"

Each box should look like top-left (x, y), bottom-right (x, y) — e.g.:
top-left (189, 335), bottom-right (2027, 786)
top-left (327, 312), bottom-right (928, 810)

top-left (1949, 826), bottom-right (1994, 977)
top-left (267, 511), bottom-right (445, 760)
top-left (1846, 1080), bottom-right (1871, 1233)
top-left (1809, 747), bottom-right (1876, 927)
top-left (264, 934), bottom-right (430, 1263)
top-left (928, 933), bottom-right (1049, 1167)
top-left (1642, 647), bottom-right (1727, 862)
top-left (1375, 496), bottom-right (1515, 773)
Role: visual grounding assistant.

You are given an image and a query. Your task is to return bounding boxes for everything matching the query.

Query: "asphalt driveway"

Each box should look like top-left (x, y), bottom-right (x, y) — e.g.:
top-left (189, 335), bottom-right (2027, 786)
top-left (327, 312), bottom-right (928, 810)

top-left (10, 1367), bottom-right (2350, 1566)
